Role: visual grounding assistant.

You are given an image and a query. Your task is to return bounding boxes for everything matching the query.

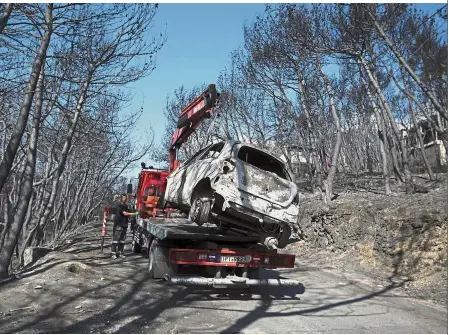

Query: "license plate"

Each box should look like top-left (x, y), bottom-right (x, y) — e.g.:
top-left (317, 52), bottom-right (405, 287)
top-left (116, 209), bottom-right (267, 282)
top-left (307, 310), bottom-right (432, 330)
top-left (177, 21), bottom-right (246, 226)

top-left (220, 255), bottom-right (251, 263)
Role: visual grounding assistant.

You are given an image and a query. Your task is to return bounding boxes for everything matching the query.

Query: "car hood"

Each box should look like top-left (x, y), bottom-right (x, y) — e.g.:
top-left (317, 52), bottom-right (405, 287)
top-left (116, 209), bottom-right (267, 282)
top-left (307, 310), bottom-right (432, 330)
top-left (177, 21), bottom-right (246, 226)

top-left (234, 160), bottom-right (298, 207)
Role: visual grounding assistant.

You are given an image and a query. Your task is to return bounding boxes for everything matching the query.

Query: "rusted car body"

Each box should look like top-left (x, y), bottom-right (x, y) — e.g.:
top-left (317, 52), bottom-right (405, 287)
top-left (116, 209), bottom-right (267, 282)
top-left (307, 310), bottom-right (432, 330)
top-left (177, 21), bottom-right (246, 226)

top-left (164, 140), bottom-right (300, 247)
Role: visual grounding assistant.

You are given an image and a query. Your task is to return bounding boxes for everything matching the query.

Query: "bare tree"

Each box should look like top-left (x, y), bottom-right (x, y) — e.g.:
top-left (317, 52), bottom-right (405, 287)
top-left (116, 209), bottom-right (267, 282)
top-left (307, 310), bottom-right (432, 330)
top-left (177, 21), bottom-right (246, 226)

top-left (0, 3), bottom-right (13, 33)
top-left (0, 4), bottom-right (164, 277)
top-left (0, 4), bottom-right (53, 194)
top-left (367, 6), bottom-right (447, 121)
top-left (316, 56), bottom-right (342, 202)
top-left (360, 72), bottom-right (392, 194)
top-left (0, 66), bottom-right (46, 274)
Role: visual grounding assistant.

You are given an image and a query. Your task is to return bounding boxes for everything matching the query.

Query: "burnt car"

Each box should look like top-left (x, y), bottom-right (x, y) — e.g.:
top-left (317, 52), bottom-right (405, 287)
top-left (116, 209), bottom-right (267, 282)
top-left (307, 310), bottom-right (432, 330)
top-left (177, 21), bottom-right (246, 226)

top-left (164, 140), bottom-right (299, 248)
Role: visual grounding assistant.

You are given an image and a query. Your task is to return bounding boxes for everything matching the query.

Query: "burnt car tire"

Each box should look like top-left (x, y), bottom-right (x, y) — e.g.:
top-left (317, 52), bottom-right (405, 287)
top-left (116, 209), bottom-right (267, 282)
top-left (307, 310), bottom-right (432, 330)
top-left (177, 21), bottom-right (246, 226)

top-left (190, 198), bottom-right (211, 226)
top-left (277, 224), bottom-right (292, 249)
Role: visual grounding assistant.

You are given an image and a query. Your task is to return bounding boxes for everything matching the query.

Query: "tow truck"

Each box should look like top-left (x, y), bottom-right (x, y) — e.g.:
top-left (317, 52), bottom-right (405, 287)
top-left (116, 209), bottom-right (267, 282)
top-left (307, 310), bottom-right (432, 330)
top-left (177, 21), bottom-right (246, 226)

top-left (118, 84), bottom-right (301, 288)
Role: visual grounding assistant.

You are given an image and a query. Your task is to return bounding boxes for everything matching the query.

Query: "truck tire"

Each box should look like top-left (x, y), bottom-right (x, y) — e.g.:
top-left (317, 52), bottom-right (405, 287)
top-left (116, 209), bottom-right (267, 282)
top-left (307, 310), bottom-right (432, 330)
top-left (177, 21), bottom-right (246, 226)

top-left (148, 239), bottom-right (178, 279)
top-left (190, 198), bottom-right (211, 226)
top-left (131, 230), bottom-right (142, 254)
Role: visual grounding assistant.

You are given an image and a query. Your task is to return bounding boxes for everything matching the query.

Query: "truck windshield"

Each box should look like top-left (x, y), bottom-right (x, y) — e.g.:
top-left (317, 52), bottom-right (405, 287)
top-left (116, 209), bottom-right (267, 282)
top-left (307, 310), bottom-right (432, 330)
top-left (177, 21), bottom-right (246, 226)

top-left (237, 146), bottom-right (290, 180)
top-left (144, 185), bottom-right (162, 197)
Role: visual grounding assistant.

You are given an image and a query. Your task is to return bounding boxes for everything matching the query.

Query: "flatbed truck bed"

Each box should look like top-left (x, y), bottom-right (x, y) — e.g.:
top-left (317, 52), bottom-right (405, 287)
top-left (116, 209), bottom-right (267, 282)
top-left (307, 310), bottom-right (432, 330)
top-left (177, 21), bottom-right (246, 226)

top-left (131, 217), bottom-right (300, 288)
top-left (139, 217), bottom-right (261, 243)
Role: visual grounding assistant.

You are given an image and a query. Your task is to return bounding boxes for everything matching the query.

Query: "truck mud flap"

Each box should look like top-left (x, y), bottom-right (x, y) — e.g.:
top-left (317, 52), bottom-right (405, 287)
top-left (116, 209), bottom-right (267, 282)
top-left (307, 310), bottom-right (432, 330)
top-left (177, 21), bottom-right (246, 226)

top-left (165, 275), bottom-right (301, 288)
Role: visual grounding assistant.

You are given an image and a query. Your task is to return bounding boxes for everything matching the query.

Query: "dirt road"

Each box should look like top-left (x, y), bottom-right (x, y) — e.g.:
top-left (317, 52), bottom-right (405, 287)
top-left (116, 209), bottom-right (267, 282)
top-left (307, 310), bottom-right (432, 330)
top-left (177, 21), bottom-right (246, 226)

top-left (0, 224), bottom-right (446, 334)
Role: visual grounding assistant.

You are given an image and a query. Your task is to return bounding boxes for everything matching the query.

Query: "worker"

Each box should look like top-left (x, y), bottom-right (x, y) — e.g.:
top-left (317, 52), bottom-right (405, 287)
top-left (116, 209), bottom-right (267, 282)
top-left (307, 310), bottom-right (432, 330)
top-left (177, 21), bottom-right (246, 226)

top-left (111, 193), bottom-right (139, 259)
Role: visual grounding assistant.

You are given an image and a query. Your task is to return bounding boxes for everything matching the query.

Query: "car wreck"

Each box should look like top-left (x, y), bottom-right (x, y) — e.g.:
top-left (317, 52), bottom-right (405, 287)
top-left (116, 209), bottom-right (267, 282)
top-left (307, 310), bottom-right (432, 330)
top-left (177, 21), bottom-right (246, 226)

top-left (164, 140), bottom-right (299, 248)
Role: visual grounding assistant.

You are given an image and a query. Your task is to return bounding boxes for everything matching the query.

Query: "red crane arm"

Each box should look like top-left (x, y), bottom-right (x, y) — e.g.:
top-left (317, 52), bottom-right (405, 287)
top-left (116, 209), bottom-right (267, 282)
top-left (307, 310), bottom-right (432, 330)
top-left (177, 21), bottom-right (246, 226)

top-left (168, 84), bottom-right (220, 172)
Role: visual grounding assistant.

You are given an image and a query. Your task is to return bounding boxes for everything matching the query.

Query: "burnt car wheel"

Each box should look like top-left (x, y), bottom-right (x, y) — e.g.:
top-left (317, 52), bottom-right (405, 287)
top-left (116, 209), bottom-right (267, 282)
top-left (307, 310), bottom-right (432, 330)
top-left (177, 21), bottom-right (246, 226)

top-left (190, 198), bottom-right (211, 226)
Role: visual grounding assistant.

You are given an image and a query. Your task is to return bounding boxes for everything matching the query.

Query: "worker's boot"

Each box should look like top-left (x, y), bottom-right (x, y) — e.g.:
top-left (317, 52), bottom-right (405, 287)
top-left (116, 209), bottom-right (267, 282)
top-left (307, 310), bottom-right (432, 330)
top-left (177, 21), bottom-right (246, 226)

top-left (118, 242), bottom-right (126, 257)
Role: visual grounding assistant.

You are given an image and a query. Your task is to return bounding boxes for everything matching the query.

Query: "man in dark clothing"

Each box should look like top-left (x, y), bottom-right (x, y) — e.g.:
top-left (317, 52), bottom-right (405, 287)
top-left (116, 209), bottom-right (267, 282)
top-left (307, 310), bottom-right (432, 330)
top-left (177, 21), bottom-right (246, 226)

top-left (111, 194), bottom-right (139, 259)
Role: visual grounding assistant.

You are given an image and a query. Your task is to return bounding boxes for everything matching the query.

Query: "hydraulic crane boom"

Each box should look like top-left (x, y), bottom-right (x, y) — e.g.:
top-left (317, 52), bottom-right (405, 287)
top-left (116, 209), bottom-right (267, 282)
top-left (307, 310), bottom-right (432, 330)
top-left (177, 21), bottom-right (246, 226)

top-left (169, 84), bottom-right (220, 172)
top-left (119, 84), bottom-right (220, 219)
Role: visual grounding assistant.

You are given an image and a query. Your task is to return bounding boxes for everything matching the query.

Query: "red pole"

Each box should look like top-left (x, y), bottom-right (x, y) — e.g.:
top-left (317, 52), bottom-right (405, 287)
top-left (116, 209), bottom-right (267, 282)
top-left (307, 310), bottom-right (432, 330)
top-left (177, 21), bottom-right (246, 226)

top-left (101, 206), bottom-right (108, 237)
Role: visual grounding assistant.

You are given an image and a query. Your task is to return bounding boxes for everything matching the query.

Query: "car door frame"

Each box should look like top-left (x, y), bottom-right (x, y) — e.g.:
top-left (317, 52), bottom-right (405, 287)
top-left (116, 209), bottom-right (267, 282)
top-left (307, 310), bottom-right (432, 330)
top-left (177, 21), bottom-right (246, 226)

top-left (165, 146), bottom-right (210, 204)
top-left (181, 142), bottom-right (226, 204)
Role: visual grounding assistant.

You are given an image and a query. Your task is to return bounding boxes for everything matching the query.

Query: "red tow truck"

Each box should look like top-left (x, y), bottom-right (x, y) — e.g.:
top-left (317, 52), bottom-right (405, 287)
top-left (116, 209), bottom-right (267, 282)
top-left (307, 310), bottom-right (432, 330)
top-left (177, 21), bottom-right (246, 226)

top-left (119, 84), bottom-right (300, 288)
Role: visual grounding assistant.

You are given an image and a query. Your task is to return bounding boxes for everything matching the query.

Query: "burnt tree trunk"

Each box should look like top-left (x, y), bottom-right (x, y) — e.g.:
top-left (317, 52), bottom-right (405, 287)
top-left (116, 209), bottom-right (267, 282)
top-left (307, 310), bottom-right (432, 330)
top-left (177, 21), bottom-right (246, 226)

top-left (32, 72), bottom-right (93, 247)
top-left (317, 57), bottom-right (342, 203)
top-left (0, 4), bottom-right (53, 194)
top-left (0, 3), bottom-right (13, 33)
top-left (360, 57), bottom-right (413, 194)
top-left (369, 11), bottom-right (447, 121)
top-left (0, 65), bottom-right (46, 278)
top-left (295, 69), bottom-right (322, 193)
top-left (390, 71), bottom-right (436, 181)
top-left (360, 71), bottom-right (392, 195)
top-left (409, 101), bottom-right (435, 180)
top-left (390, 71), bottom-right (448, 155)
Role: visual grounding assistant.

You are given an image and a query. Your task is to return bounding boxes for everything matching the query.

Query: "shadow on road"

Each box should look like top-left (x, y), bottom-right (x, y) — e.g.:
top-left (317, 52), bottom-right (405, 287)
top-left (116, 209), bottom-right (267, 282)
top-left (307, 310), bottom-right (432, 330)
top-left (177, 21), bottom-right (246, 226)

top-left (0, 222), bottom-right (445, 334)
top-left (218, 282), bottom-right (401, 334)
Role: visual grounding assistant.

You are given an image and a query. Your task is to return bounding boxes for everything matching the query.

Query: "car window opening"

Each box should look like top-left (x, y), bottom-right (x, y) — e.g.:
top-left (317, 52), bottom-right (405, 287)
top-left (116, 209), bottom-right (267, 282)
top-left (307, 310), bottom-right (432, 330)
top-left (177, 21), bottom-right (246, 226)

top-left (182, 145), bottom-right (209, 166)
top-left (201, 142), bottom-right (225, 160)
top-left (237, 146), bottom-right (289, 180)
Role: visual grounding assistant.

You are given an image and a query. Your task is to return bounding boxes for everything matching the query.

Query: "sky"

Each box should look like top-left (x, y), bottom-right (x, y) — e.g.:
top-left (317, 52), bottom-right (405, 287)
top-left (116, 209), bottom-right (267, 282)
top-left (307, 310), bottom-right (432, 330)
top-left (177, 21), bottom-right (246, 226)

top-left (123, 3), bottom-right (447, 178)
top-left (124, 3), bottom-right (265, 176)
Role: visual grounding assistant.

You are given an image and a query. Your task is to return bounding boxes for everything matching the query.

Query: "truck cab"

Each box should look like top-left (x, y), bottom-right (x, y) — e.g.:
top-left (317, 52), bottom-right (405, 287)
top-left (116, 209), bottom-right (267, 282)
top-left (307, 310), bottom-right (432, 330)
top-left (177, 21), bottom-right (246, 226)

top-left (135, 165), bottom-right (170, 218)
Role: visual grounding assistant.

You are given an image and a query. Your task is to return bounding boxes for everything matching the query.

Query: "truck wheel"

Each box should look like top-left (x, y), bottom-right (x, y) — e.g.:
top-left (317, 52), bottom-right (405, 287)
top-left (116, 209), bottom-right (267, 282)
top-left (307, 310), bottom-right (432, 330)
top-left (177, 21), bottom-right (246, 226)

top-left (131, 230), bottom-right (142, 254)
top-left (190, 198), bottom-right (211, 226)
top-left (277, 224), bottom-right (292, 249)
top-left (148, 239), bottom-right (178, 279)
